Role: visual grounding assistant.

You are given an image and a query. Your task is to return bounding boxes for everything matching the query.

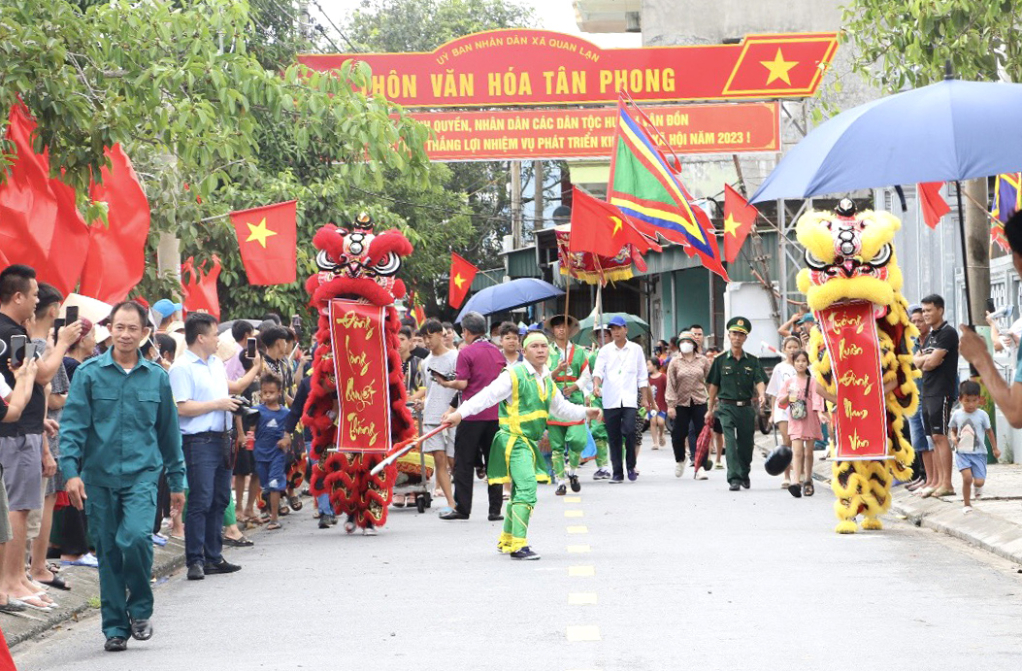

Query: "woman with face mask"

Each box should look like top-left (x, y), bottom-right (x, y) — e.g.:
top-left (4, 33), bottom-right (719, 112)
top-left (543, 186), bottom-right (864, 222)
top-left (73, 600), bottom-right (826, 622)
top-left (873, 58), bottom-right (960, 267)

top-left (665, 332), bottom-right (712, 479)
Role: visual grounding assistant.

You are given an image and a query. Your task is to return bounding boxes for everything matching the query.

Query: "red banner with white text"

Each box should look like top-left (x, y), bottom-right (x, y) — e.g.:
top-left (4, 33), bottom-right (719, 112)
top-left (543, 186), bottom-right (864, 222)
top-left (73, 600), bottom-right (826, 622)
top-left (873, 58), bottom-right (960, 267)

top-left (818, 301), bottom-right (890, 460)
top-left (330, 300), bottom-right (392, 454)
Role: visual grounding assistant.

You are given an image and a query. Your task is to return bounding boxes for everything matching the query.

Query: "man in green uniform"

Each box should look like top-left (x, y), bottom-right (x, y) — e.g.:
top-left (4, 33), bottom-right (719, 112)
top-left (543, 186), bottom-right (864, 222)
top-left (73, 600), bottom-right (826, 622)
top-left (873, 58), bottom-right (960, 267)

top-left (545, 315), bottom-right (591, 495)
top-left (705, 317), bottom-right (768, 491)
top-left (587, 324), bottom-right (612, 479)
top-left (60, 301), bottom-right (185, 653)
top-left (443, 332), bottom-right (599, 560)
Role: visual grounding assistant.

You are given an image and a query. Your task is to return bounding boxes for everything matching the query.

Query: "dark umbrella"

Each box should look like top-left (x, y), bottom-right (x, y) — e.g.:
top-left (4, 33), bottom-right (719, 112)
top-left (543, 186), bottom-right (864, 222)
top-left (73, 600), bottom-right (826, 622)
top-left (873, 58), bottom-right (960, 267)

top-left (455, 278), bottom-right (564, 323)
top-left (750, 76), bottom-right (1022, 322)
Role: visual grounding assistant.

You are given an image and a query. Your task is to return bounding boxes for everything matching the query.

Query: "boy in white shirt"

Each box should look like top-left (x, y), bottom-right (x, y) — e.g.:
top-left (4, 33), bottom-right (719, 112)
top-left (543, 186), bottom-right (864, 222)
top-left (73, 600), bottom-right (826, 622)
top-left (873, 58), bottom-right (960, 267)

top-left (948, 381), bottom-right (1000, 513)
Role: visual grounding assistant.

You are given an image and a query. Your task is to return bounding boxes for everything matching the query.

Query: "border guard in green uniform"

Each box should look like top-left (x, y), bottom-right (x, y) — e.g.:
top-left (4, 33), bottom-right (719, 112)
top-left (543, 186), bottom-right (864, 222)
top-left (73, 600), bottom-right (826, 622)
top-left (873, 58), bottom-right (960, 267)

top-left (705, 317), bottom-right (768, 491)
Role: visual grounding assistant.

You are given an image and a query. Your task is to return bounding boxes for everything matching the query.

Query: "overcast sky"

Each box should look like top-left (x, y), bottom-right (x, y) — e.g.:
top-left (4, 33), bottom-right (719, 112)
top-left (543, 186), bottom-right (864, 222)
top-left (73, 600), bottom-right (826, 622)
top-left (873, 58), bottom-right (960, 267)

top-left (309, 0), bottom-right (642, 50)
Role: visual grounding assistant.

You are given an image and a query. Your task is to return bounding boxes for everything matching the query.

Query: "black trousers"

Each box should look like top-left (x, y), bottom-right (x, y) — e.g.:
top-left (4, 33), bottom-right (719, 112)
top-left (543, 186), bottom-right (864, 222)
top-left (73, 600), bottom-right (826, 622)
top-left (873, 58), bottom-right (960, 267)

top-left (672, 403), bottom-right (707, 464)
top-left (604, 407), bottom-right (638, 478)
top-left (452, 420), bottom-right (502, 517)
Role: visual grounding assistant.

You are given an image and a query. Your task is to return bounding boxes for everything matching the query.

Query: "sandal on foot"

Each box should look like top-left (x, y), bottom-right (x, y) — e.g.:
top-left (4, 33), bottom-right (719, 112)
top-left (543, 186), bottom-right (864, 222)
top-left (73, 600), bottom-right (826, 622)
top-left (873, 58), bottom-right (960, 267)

top-left (803, 480), bottom-right (815, 497)
top-left (288, 496), bottom-right (303, 511)
top-left (781, 479), bottom-right (791, 489)
top-left (266, 522), bottom-right (282, 531)
top-left (787, 483), bottom-right (802, 498)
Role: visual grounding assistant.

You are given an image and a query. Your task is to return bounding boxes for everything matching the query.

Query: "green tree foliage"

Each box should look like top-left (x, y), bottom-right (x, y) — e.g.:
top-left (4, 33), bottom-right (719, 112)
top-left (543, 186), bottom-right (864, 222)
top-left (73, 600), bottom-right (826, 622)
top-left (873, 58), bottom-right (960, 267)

top-left (842, 0), bottom-right (1022, 90)
top-left (0, 0), bottom-right (437, 320)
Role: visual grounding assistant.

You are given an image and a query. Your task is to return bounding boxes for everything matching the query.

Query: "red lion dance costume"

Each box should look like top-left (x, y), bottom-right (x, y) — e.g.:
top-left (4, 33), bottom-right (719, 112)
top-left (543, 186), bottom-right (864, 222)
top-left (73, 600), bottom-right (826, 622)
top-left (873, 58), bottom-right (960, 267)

top-left (302, 213), bottom-right (416, 533)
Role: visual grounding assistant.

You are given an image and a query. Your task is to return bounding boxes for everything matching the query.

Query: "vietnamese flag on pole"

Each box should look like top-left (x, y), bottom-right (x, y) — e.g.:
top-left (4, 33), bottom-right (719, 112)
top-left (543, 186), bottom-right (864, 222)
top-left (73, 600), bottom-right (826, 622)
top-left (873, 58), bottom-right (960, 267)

top-left (918, 182), bottom-right (950, 229)
top-left (448, 252), bottom-right (478, 309)
top-left (78, 146), bottom-right (151, 303)
top-left (722, 184), bottom-right (758, 263)
top-left (568, 186), bottom-right (658, 257)
top-left (229, 200), bottom-right (297, 285)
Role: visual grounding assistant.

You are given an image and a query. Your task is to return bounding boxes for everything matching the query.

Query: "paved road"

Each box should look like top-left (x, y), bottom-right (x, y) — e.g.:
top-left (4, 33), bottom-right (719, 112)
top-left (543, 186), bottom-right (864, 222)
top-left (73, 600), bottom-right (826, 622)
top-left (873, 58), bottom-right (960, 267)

top-left (15, 444), bottom-right (1022, 670)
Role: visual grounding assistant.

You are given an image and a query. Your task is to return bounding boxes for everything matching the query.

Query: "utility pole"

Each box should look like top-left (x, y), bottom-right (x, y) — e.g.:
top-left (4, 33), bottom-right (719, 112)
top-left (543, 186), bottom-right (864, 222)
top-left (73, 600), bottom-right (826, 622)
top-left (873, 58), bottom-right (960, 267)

top-left (963, 178), bottom-right (990, 324)
top-left (510, 160), bottom-right (522, 247)
top-left (533, 160), bottom-right (544, 231)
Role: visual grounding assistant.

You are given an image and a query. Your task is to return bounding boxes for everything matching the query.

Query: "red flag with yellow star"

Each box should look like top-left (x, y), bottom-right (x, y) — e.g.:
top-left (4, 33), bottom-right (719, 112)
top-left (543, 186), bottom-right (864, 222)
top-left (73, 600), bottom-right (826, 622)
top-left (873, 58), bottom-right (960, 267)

top-left (723, 184), bottom-right (758, 263)
top-left (229, 200), bottom-right (297, 285)
top-left (448, 252), bottom-right (478, 309)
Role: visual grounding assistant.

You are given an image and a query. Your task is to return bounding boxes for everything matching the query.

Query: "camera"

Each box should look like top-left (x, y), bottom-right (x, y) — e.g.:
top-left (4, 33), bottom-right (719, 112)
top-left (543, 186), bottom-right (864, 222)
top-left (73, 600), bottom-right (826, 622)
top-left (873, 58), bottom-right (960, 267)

top-left (231, 396), bottom-right (260, 418)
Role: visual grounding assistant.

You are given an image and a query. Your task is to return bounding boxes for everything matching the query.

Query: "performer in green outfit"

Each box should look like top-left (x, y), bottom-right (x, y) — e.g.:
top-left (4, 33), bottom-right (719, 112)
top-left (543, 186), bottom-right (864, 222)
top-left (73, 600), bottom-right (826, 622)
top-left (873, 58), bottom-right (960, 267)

top-left (59, 301), bottom-right (185, 653)
top-left (443, 331), bottom-right (599, 560)
top-left (587, 323), bottom-right (612, 479)
top-left (705, 317), bottom-right (768, 492)
top-left (544, 315), bottom-right (591, 495)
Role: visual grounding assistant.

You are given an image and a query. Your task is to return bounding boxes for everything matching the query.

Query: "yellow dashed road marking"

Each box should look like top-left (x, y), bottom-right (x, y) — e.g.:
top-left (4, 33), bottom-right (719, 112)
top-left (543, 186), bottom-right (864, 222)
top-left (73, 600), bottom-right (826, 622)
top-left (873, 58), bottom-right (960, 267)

top-left (564, 510), bottom-right (584, 518)
top-left (563, 496), bottom-right (582, 503)
top-left (569, 592), bottom-right (598, 605)
top-left (569, 565), bottom-right (595, 577)
top-left (566, 625), bottom-right (601, 642)
top-left (566, 544), bottom-right (591, 553)
top-left (566, 525), bottom-right (588, 534)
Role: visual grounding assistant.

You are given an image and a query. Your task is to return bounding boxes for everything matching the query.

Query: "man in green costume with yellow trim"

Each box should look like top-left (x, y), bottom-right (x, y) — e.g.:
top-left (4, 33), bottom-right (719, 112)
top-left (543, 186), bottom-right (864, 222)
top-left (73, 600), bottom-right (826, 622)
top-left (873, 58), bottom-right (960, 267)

top-left (544, 315), bottom-right (591, 495)
top-left (587, 323), bottom-right (612, 479)
top-left (443, 332), bottom-right (599, 560)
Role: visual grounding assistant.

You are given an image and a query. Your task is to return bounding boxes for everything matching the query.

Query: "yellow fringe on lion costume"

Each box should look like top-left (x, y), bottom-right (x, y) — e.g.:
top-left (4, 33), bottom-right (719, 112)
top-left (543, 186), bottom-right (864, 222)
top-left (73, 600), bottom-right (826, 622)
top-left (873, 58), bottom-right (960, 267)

top-left (795, 200), bottom-right (920, 533)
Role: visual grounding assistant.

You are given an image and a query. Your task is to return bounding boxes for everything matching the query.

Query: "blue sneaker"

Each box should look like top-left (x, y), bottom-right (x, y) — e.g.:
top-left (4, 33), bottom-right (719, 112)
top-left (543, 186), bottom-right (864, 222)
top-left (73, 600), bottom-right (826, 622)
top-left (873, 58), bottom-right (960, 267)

top-left (609, 474), bottom-right (624, 484)
top-left (510, 546), bottom-right (540, 560)
top-left (627, 469), bottom-right (638, 482)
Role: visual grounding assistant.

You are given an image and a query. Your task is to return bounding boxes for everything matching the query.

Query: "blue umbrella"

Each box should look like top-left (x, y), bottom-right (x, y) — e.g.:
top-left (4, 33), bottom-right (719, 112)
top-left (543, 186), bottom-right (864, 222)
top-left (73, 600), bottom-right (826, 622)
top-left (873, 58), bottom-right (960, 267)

top-left (750, 77), bottom-right (1022, 322)
top-left (455, 278), bottom-right (564, 323)
top-left (751, 78), bottom-right (1022, 202)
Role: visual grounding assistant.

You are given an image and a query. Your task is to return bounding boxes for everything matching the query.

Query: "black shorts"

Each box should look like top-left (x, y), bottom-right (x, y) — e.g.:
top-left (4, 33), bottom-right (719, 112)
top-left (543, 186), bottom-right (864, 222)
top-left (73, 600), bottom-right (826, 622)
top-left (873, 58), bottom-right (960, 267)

top-left (713, 416), bottom-right (723, 434)
top-left (234, 448), bottom-right (255, 476)
top-left (921, 395), bottom-right (952, 437)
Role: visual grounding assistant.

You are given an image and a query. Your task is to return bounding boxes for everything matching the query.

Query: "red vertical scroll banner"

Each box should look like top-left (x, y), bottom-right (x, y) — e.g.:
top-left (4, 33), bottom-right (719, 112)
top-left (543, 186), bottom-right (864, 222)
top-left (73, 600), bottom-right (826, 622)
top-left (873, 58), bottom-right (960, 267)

top-left (818, 301), bottom-right (890, 460)
top-left (330, 299), bottom-right (392, 454)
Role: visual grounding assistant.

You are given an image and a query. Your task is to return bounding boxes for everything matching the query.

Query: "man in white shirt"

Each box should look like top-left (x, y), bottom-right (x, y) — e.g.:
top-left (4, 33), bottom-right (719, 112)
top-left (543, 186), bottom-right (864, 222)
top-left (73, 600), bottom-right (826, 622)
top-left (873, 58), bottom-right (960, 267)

top-left (592, 315), bottom-right (652, 483)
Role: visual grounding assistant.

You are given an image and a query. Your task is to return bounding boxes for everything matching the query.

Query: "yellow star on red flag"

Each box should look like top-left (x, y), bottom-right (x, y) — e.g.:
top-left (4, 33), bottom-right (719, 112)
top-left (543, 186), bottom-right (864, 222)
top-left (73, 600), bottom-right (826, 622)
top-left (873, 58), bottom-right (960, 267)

top-left (453, 273), bottom-right (466, 289)
top-left (760, 49), bottom-right (798, 85)
top-left (245, 218), bottom-right (278, 248)
top-left (723, 214), bottom-right (742, 237)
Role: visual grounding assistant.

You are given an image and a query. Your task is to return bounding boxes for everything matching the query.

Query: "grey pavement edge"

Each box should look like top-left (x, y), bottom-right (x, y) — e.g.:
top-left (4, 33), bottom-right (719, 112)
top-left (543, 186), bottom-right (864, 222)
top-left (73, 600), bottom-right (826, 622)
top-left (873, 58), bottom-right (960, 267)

top-left (754, 433), bottom-right (1022, 567)
top-left (2, 538), bottom-right (186, 649)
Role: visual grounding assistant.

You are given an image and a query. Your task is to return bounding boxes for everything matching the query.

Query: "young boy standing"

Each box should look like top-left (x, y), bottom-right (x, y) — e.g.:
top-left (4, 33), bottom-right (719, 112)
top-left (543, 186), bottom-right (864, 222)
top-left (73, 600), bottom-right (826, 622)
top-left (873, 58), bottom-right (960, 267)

top-left (417, 319), bottom-right (459, 514)
top-left (253, 375), bottom-right (291, 530)
top-left (948, 381), bottom-right (1000, 513)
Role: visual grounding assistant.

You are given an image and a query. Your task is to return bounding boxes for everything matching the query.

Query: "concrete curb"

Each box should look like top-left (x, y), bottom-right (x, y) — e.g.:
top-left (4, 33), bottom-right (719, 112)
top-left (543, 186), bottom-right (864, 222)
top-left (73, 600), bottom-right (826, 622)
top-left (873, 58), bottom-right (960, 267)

top-left (755, 434), bottom-right (1022, 565)
top-left (3, 539), bottom-right (186, 649)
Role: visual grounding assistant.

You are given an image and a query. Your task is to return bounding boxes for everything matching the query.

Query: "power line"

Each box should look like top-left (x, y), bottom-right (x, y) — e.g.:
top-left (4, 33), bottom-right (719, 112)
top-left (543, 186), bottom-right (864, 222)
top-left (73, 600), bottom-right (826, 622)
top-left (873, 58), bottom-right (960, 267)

top-left (309, 0), bottom-right (359, 52)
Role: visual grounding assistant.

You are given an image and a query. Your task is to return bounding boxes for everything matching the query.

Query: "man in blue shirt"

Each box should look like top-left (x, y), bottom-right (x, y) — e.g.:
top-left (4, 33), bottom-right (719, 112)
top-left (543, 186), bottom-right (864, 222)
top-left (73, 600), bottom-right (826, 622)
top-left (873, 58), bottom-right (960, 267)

top-left (169, 313), bottom-right (260, 581)
top-left (59, 301), bottom-right (184, 653)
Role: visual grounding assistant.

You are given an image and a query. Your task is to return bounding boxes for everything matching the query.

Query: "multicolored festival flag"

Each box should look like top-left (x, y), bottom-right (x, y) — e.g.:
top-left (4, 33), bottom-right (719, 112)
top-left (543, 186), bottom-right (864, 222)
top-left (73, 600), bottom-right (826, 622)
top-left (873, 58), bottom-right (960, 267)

top-left (448, 252), bottom-right (478, 309)
top-left (722, 184), bottom-right (758, 263)
top-left (608, 98), bottom-right (729, 281)
top-left (229, 200), bottom-right (298, 285)
top-left (991, 173), bottom-right (1021, 253)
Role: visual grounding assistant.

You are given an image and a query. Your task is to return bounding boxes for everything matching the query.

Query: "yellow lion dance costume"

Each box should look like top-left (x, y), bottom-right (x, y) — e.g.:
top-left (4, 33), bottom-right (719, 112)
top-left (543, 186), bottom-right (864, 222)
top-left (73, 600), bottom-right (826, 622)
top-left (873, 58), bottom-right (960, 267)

top-left (796, 200), bottom-right (920, 533)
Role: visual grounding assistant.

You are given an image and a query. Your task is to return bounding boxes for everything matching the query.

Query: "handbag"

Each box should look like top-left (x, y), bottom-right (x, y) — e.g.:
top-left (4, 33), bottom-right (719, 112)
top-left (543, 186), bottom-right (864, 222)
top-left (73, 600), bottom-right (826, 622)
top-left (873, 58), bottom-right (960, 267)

top-left (788, 376), bottom-right (811, 421)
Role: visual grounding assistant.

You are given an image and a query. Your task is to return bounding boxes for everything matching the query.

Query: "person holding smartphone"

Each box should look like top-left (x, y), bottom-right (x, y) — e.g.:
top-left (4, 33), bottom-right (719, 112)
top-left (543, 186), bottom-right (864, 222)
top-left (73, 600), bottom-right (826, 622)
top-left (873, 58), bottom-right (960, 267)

top-left (419, 319), bottom-right (459, 513)
top-left (0, 266), bottom-right (76, 612)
